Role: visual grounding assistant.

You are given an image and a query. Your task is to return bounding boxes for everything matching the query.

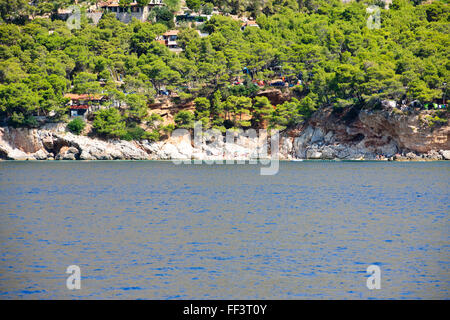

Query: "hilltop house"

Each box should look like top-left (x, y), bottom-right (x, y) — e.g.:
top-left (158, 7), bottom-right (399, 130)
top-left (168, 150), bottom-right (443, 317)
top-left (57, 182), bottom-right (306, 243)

top-left (65, 94), bottom-right (107, 118)
top-left (157, 30), bottom-right (182, 53)
top-left (98, 0), bottom-right (163, 23)
top-left (241, 20), bottom-right (259, 31)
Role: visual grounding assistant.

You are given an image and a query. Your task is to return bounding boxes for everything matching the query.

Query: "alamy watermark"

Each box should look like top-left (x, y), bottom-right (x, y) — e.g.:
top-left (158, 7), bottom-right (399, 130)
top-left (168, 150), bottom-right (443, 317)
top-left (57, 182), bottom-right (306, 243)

top-left (366, 265), bottom-right (381, 290)
top-left (66, 6), bottom-right (81, 30)
top-left (64, 263), bottom-right (381, 292)
top-left (366, 5), bottom-right (381, 30)
top-left (66, 265), bottom-right (81, 290)
top-left (170, 122), bottom-right (280, 176)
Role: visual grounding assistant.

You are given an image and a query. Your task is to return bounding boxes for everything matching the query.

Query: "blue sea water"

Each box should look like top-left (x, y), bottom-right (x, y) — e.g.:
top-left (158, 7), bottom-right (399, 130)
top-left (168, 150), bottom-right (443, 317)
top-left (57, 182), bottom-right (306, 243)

top-left (0, 161), bottom-right (448, 299)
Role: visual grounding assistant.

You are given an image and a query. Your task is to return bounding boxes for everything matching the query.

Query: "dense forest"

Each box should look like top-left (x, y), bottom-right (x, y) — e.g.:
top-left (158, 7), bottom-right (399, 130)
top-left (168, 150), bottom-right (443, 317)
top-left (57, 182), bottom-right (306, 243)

top-left (0, 0), bottom-right (448, 141)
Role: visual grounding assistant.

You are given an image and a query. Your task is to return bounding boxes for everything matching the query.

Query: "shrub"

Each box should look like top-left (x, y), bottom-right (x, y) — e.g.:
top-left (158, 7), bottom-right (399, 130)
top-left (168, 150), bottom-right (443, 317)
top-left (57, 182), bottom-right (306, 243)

top-left (178, 92), bottom-right (193, 101)
top-left (120, 125), bottom-right (146, 141)
top-left (174, 110), bottom-right (195, 129)
top-left (162, 123), bottom-right (175, 135)
top-left (119, 125), bottom-right (162, 142)
top-left (144, 130), bottom-right (161, 142)
top-left (425, 115), bottom-right (447, 127)
top-left (238, 120), bottom-right (252, 128)
top-left (67, 117), bottom-right (86, 135)
top-left (146, 113), bottom-right (163, 130)
top-left (92, 108), bottom-right (127, 138)
top-left (297, 96), bottom-right (317, 119)
top-left (8, 113), bottom-right (38, 128)
top-left (291, 85), bottom-right (304, 96)
top-left (223, 83), bottom-right (259, 99)
top-left (269, 98), bottom-right (310, 130)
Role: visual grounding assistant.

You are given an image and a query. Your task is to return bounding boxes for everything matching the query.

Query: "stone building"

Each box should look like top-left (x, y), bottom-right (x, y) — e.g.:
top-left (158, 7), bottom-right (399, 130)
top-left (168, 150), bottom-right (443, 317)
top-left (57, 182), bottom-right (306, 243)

top-left (98, 0), bottom-right (164, 23)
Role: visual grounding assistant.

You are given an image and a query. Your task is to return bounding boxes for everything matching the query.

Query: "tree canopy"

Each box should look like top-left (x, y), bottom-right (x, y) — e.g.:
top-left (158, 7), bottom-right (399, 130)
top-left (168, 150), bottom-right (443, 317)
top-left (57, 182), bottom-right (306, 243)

top-left (0, 0), bottom-right (448, 136)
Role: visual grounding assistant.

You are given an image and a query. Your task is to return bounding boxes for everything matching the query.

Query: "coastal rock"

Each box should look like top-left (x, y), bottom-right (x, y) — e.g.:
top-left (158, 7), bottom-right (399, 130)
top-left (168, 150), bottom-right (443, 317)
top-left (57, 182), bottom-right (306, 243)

top-left (224, 142), bottom-right (251, 159)
top-left (279, 137), bottom-right (293, 160)
top-left (320, 146), bottom-right (335, 160)
top-left (405, 152), bottom-right (420, 160)
top-left (310, 128), bottom-right (325, 144)
top-left (41, 135), bottom-right (55, 151)
top-left (110, 140), bottom-right (149, 160)
top-left (358, 109), bottom-right (449, 154)
top-left (177, 140), bottom-right (194, 158)
top-left (48, 132), bottom-right (150, 160)
top-left (32, 149), bottom-right (49, 160)
top-left (139, 140), bottom-right (163, 160)
top-left (88, 146), bottom-right (112, 160)
top-left (170, 131), bottom-right (194, 158)
top-left (0, 103), bottom-right (449, 162)
top-left (0, 127), bottom-right (36, 160)
top-left (158, 143), bottom-right (183, 160)
top-left (425, 150), bottom-right (443, 161)
top-left (1, 146), bottom-right (35, 160)
top-left (293, 126), bottom-right (315, 158)
top-left (0, 127), bottom-right (43, 153)
top-left (295, 126), bottom-right (314, 146)
top-left (56, 146), bottom-right (79, 160)
top-left (79, 150), bottom-right (96, 160)
top-left (290, 104), bottom-right (450, 160)
top-left (323, 131), bottom-right (334, 144)
top-left (306, 148), bottom-right (322, 159)
top-left (440, 150), bottom-right (450, 160)
top-left (378, 141), bottom-right (398, 158)
top-left (201, 144), bottom-right (223, 157)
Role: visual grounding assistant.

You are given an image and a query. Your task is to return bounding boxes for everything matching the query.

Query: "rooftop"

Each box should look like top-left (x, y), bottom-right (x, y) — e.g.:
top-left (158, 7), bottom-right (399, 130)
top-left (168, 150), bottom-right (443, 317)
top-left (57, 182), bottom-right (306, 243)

top-left (98, 1), bottom-right (142, 7)
top-left (65, 94), bottom-right (105, 100)
top-left (163, 30), bottom-right (180, 36)
top-left (242, 21), bottom-right (259, 27)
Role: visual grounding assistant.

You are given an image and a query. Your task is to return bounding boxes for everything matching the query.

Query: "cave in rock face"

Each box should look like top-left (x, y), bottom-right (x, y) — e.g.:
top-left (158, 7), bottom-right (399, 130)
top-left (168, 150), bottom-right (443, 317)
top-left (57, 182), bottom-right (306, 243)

top-left (352, 133), bottom-right (365, 143)
top-left (343, 107), bottom-right (361, 125)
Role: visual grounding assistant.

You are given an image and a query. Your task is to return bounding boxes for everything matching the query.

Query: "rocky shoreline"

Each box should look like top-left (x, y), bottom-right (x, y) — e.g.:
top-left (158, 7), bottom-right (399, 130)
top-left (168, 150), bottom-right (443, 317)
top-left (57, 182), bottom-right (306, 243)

top-left (1, 106), bottom-right (449, 162)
